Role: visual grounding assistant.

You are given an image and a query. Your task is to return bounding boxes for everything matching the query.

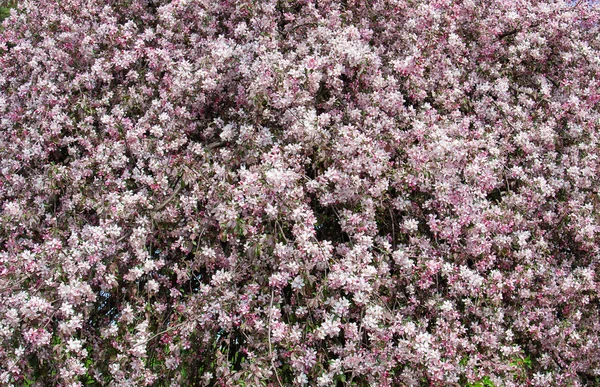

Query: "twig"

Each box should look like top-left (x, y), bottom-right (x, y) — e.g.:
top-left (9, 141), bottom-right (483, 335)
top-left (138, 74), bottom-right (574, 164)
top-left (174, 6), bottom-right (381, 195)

top-left (283, 22), bottom-right (318, 36)
top-left (347, 307), bottom-right (366, 385)
top-left (495, 28), bottom-right (519, 42)
top-left (153, 171), bottom-right (184, 212)
top-left (495, 22), bottom-right (540, 42)
top-left (206, 141), bottom-right (225, 150)
top-left (389, 206), bottom-right (396, 250)
top-left (116, 230), bottom-right (132, 243)
top-left (268, 289), bottom-right (284, 387)
top-left (139, 319), bottom-right (189, 346)
top-left (275, 220), bottom-right (289, 243)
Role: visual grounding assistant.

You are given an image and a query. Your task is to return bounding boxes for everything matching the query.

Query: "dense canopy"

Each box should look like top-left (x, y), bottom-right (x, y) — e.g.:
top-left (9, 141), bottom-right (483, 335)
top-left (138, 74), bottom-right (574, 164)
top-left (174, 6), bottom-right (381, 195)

top-left (1, 0), bottom-right (600, 385)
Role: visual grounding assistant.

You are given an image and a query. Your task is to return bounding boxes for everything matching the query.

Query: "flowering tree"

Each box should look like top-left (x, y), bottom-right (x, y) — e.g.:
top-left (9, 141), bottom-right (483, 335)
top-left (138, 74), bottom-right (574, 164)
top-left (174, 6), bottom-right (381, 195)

top-left (1, 0), bottom-right (600, 385)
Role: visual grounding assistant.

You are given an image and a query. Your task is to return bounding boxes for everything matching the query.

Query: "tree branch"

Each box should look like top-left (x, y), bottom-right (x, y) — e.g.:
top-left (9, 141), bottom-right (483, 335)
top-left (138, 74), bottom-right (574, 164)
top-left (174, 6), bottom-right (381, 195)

top-left (268, 289), bottom-right (284, 387)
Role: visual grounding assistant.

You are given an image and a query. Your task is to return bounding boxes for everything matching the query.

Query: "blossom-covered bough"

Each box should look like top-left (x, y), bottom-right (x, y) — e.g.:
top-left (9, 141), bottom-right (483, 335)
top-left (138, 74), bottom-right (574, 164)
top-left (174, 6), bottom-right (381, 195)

top-left (1, 0), bottom-right (599, 385)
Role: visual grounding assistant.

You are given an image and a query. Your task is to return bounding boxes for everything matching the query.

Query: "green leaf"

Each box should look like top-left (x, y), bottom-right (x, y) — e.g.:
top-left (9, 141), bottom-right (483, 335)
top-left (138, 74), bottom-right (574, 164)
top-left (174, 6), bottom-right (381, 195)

top-left (0, 7), bottom-right (11, 22)
top-left (482, 375), bottom-right (495, 387)
top-left (467, 376), bottom-right (495, 387)
top-left (332, 373), bottom-right (347, 384)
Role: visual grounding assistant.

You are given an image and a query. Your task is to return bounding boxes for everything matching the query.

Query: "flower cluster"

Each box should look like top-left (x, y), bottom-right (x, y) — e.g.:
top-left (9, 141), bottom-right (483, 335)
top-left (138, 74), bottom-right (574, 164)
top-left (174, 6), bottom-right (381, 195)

top-left (1, 0), bottom-right (599, 385)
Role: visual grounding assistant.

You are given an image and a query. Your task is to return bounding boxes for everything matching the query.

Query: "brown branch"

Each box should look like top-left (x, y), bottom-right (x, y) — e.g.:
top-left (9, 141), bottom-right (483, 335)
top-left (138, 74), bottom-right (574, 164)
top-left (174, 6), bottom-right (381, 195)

top-left (153, 170), bottom-right (185, 212)
top-left (206, 141), bottom-right (225, 150)
top-left (495, 22), bottom-right (541, 42)
top-left (496, 28), bottom-right (519, 41)
top-left (268, 290), bottom-right (284, 387)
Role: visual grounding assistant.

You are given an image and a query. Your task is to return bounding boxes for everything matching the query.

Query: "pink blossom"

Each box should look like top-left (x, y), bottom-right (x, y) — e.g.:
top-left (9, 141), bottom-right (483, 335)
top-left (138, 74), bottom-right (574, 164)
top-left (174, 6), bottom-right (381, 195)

top-left (1, 0), bottom-right (600, 385)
